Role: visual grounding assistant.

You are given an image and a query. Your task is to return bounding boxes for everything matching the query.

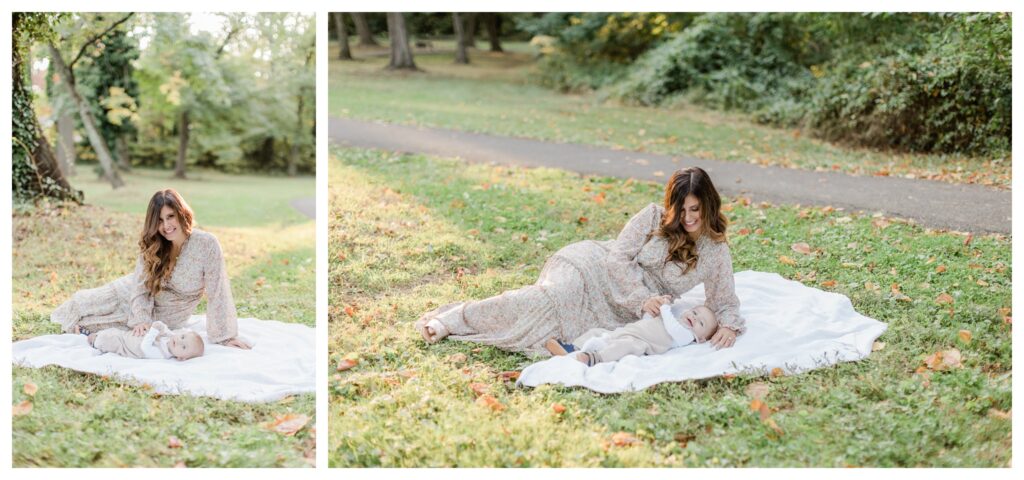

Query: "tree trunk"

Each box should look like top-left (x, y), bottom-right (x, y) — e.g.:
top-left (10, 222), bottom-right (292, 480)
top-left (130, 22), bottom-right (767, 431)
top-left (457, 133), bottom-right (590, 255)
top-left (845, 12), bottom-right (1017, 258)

top-left (289, 93), bottom-right (302, 177)
top-left (486, 13), bottom-right (503, 52)
top-left (334, 13), bottom-right (352, 60)
top-left (386, 13), bottom-right (418, 70)
top-left (56, 111), bottom-right (76, 176)
top-left (351, 13), bottom-right (379, 46)
top-left (260, 137), bottom-right (274, 168)
top-left (175, 110), bottom-right (189, 179)
top-left (464, 13), bottom-right (478, 49)
top-left (115, 134), bottom-right (132, 172)
top-left (453, 13), bottom-right (469, 64)
top-left (48, 42), bottom-right (124, 188)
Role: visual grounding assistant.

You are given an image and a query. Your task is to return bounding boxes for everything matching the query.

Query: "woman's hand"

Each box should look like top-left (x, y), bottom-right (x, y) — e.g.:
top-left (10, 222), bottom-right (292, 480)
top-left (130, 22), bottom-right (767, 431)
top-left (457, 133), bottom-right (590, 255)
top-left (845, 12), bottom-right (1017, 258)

top-left (220, 337), bottom-right (252, 349)
top-left (131, 323), bottom-right (151, 337)
top-left (709, 326), bottom-right (737, 349)
top-left (642, 295), bottom-right (673, 317)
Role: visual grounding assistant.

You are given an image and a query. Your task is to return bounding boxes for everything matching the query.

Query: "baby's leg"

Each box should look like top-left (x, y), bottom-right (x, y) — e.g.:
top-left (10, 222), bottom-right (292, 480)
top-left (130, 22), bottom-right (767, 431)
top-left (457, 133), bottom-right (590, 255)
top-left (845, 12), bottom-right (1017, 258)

top-left (87, 332), bottom-right (98, 346)
top-left (589, 336), bottom-right (651, 364)
top-left (91, 328), bottom-right (145, 359)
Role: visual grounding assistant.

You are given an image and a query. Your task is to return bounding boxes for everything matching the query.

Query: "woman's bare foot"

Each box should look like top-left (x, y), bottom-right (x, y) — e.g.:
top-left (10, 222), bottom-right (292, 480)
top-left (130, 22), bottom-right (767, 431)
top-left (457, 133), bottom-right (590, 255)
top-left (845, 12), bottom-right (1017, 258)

top-left (545, 338), bottom-right (568, 356)
top-left (414, 303), bottom-right (459, 343)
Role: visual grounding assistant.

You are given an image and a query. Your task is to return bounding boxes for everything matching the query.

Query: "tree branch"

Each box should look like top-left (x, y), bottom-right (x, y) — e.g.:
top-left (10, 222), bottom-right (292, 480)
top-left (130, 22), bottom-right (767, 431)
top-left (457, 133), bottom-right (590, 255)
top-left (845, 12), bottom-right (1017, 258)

top-left (215, 25), bottom-right (240, 58)
top-left (69, 12), bottom-right (135, 69)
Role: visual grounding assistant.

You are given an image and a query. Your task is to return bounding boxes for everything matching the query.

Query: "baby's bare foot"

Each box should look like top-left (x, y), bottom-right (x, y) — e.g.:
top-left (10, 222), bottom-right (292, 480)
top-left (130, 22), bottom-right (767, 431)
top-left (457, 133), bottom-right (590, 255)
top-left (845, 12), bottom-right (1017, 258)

top-left (574, 352), bottom-right (588, 363)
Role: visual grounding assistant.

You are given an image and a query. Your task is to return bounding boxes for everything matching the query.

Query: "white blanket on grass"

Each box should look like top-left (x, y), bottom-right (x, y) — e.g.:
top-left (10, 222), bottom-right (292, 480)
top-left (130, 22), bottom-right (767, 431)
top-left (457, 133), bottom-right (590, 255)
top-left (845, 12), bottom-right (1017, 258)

top-left (518, 271), bottom-right (887, 393)
top-left (12, 316), bottom-right (314, 403)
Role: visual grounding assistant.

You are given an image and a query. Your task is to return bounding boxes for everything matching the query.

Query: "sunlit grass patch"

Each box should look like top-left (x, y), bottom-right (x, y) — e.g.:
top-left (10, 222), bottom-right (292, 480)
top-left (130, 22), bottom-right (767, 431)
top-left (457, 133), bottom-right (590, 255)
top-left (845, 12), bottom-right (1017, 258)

top-left (328, 146), bottom-right (1010, 467)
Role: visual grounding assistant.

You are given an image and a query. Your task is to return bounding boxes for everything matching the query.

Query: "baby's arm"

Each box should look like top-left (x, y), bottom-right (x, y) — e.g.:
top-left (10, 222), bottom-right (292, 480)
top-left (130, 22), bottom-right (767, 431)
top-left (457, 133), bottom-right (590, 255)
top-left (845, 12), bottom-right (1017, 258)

top-left (138, 324), bottom-right (166, 359)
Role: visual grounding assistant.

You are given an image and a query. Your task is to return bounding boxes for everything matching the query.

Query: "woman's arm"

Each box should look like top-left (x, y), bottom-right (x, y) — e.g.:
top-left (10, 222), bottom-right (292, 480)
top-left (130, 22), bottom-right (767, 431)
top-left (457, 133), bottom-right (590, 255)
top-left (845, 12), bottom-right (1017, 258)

top-left (126, 255), bottom-right (155, 329)
top-left (703, 242), bottom-right (745, 344)
top-left (200, 233), bottom-right (240, 345)
top-left (606, 203), bottom-right (662, 319)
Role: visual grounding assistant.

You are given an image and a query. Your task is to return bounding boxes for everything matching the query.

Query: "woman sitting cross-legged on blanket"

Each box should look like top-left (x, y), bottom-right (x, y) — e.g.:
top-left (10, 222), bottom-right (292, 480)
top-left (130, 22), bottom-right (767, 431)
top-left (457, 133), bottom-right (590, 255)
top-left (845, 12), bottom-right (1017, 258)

top-left (416, 166), bottom-right (745, 355)
top-left (50, 188), bottom-right (250, 350)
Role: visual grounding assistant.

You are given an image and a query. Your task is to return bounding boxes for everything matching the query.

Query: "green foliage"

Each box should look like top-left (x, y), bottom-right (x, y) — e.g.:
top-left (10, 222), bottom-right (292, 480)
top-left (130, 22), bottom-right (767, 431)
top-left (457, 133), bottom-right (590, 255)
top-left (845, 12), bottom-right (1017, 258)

top-left (12, 12), bottom-right (79, 203)
top-left (76, 20), bottom-right (140, 150)
top-left (538, 12), bottom-right (1010, 156)
top-left (518, 13), bottom-right (695, 92)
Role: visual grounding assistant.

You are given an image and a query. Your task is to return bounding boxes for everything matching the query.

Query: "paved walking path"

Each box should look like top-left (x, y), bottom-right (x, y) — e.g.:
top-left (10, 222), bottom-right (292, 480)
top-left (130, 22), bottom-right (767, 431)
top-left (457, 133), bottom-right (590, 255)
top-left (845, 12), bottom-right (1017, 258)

top-left (329, 117), bottom-right (1011, 234)
top-left (290, 197), bottom-right (315, 219)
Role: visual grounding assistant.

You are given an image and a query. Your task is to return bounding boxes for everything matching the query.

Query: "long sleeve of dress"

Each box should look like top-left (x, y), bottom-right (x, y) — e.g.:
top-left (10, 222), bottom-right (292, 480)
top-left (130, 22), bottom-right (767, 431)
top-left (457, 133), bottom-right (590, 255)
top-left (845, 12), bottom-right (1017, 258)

top-left (703, 242), bottom-right (746, 335)
top-left (126, 255), bottom-right (155, 328)
top-left (605, 203), bottom-right (661, 319)
top-left (202, 234), bottom-right (238, 344)
top-left (138, 322), bottom-right (166, 359)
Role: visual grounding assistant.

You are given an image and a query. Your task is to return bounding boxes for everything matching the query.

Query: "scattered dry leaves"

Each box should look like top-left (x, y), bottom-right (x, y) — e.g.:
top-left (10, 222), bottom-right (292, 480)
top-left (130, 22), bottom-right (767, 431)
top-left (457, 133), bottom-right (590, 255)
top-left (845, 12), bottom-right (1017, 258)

top-left (12, 400), bottom-right (32, 416)
top-left (770, 367), bottom-right (784, 378)
top-left (779, 255), bottom-right (796, 266)
top-left (922, 348), bottom-right (963, 371)
top-left (23, 383), bottom-right (37, 397)
top-left (935, 293), bottom-right (954, 305)
top-left (552, 403), bottom-right (566, 414)
top-left (496, 371), bottom-right (520, 382)
top-left (267, 413), bottom-right (309, 436)
top-left (821, 280), bottom-right (837, 288)
top-left (935, 265), bottom-right (947, 273)
top-left (610, 432), bottom-right (640, 447)
top-left (469, 383), bottom-right (489, 398)
top-left (168, 436), bottom-right (183, 449)
top-left (791, 242), bottom-right (812, 255)
top-left (958, 330), bottom-right (972, 344)
top-left (745, 382), bottom-right (770, 400)
top-left (475, 394), bottom-right (505, 412)
top-left (872, 341), bottom-right (886, 352)
top-left (336, 358), bottom-right (358, 372)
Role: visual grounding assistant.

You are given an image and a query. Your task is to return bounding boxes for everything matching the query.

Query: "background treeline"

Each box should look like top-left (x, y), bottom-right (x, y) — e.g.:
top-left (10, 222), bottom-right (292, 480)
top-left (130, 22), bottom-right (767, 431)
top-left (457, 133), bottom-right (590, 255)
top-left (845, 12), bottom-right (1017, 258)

top-left (13, 12), bottom-right (315, 202)
top-left (518, 12), bottom-right (1011, 156)
top-left (334, 13), bottom-right (1010, 158)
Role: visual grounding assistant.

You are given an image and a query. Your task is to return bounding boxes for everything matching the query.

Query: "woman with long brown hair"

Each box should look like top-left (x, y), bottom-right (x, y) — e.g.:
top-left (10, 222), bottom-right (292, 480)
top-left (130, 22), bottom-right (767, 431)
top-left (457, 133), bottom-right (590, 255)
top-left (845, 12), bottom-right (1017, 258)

top-left (416, 166), bottom-right (743, 354)
top-left (51, 188), bottom-right (250, 349)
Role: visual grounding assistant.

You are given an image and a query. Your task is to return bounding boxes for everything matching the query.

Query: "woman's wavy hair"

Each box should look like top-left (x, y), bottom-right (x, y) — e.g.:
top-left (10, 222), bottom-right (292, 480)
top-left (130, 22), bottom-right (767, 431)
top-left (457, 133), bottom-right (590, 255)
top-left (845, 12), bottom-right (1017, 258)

top-left (139, 189), bottom-right (194, 297)
top-left (655, 167), bottom-right (728, 274)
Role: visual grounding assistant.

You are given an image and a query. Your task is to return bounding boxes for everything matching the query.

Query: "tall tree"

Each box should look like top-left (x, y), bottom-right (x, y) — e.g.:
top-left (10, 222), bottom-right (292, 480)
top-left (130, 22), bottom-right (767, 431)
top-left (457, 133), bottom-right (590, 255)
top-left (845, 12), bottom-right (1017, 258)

top-left (485, 13), bottom-right (504, 52)
top-left (386, 13), bottom-right (417, 70)
top-left (290, 36), bottom-right (316, 176)
top-left (351, 13), bottom-right (379, 46)
top-left (49, 13), bottom-right (134, 188)
top-left (463, 13), bottom-right (478, 49)
top-left (453, 13), bottom-right (469, 64)
top-left (77, 21), bottom-right (140, 172)
top-left (334, 13), bottom-right (352, 60)
top-left (12, 13), bottom-right (81, 202)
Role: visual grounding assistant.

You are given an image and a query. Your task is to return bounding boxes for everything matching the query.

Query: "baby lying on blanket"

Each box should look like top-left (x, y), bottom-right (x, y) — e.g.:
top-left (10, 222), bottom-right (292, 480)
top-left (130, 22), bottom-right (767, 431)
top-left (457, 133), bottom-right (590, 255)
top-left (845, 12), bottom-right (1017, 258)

top-left (545, 304), bottom-right (718, 366)
top-left (87, 321), bottom-right (204, 361)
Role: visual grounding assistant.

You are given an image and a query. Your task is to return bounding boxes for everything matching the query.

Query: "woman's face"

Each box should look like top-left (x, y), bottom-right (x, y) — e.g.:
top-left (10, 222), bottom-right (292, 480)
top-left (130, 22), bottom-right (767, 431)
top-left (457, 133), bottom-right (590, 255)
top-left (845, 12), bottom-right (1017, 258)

top-left (682, 194), bottom-right (701, 234)
top-left (159, 205), bottom-right (184, 244)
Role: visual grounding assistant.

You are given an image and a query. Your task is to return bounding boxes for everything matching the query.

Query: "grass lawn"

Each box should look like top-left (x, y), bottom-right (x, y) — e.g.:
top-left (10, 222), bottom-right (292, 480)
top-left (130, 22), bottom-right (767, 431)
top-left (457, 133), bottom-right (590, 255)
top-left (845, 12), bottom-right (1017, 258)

top-left (12, 168), bottom-right (316, 467)
top-left (329, 41), bottom-right (1010, 189)
top-left (328, 146), bottom-right (1011, 467)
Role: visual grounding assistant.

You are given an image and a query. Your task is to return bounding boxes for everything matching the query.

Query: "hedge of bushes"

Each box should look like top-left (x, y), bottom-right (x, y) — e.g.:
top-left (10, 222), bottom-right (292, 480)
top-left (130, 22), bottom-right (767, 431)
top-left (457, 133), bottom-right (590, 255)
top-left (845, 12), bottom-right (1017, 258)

top-left (523, 13), bottom-right (1010, 156)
